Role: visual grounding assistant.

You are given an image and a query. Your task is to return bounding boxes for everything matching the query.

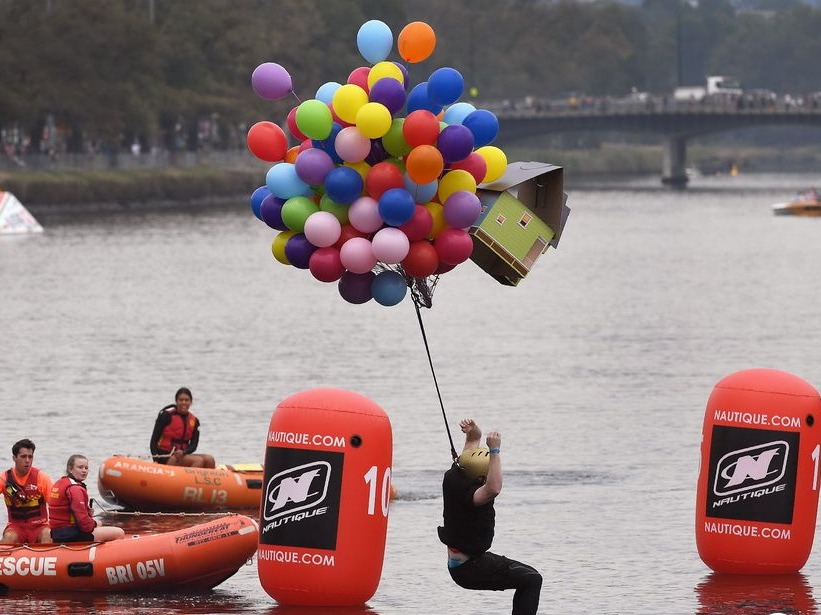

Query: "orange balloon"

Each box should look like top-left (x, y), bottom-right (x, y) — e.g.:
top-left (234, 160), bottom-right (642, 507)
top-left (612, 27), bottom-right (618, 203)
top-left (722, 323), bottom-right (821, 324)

top-left (405, 145), bottom-right (444, 184)
top-left (284, 145), bottom-right (300, 163)
top-left (398, 21), bottom-right (436, 63)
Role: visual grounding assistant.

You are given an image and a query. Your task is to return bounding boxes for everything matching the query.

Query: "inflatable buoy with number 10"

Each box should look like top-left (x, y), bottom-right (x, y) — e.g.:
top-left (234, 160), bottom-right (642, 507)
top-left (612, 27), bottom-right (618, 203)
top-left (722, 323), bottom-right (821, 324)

top-left (258, 388), bottom-right (393, 606)
top-left (696, 368), bottom-right (821, 574)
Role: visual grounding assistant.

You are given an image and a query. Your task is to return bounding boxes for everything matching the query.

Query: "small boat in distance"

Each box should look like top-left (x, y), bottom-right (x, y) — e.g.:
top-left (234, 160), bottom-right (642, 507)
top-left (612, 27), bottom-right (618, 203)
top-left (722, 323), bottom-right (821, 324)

top-left (772, 188), bottom-right (821, 216)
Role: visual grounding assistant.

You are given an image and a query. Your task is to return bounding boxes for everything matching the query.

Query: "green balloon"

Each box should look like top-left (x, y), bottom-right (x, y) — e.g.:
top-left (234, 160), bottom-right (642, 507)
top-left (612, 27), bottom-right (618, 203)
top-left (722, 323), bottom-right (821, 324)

top-left (281, 195), bottom-right (319, 232)
top-left (320, 193), bottom-right (350, 225)
top-left (295, 99), bottom-right (333, 140)
top-left (381, 118), bottom-right (411, 158)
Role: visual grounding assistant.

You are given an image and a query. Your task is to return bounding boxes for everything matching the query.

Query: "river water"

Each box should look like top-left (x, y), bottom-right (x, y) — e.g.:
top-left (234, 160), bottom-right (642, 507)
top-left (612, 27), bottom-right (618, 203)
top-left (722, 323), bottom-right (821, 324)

top-left (1, 171), bottom-right (820, 614)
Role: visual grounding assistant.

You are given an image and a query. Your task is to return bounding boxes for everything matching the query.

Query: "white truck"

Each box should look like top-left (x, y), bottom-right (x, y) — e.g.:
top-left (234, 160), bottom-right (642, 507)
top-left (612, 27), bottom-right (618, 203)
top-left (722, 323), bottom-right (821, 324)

top-left (674, 76), bottom-right (743, 102)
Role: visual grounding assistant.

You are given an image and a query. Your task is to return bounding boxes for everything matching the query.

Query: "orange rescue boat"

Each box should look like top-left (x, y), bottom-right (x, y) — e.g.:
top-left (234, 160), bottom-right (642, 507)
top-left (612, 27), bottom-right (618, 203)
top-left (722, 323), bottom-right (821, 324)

top-left (97, 456), bottom-right (263, 512)
top-left (0, 514), bottom-right (257, 592)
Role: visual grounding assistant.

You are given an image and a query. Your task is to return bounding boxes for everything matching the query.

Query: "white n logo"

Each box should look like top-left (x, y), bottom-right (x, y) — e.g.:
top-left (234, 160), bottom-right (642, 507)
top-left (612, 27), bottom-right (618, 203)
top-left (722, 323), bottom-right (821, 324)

top-left (263, 461), bottom-right (331, 521)
top-left (714, 440), bottom-right (789, 497)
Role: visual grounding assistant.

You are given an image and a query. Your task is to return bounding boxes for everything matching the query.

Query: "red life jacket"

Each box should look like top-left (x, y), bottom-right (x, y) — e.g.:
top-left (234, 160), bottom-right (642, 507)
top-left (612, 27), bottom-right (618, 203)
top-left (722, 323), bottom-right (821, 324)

top-left (48, 475), bottom-right (94, 532)
top-left (156, 409), bottom-right (199, 452)
top-left (3, 468), bottom-right (48, 524)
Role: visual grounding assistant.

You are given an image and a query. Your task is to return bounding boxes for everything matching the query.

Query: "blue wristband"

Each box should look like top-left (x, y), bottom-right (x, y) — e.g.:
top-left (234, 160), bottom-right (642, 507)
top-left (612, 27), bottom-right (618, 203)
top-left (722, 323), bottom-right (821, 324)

top-left (489, 448), bottom-right (500, 454)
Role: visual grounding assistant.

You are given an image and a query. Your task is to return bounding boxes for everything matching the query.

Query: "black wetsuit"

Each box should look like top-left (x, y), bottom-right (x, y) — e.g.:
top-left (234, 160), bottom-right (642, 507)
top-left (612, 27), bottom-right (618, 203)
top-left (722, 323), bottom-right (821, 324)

top-left (438, 462), bottom-right (543, 615)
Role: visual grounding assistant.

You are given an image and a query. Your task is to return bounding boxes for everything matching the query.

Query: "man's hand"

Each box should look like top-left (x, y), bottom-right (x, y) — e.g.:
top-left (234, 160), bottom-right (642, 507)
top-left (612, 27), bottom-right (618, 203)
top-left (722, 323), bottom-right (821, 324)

top-left (486, 431), bottom-right (501, 450)
top-left (460, 419), bottom-right (481, 440)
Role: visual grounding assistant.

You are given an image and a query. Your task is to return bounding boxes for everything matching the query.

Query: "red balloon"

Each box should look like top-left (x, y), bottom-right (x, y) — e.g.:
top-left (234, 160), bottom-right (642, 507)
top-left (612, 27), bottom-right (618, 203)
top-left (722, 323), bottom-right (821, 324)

top-left (450, 152), bottom-right (488, 185)
top-left (298, 138), bottom-right (313, 153)
top-left (402, 240), bottom-right (439, 277)
top-left (247, 121), bottom-right (288, 162)
top-left (435, 261), bottom-right (456, 274)
top-left (287, 107), bottom-right (308, 141)
top-left (365, 161), bottom-right (404, 200)
top-left (333, 224), bottom-right (368, 250)
top-left (347, 66), bottom-right (371, 93)
top-left (399, 205), bottom-right (434, 241)
top-left (434, 228), bottom-right (473, 265)
top-left (402, 110), bottom-right (440, 148)
top-left (309, 247), bottom-right (345, 282)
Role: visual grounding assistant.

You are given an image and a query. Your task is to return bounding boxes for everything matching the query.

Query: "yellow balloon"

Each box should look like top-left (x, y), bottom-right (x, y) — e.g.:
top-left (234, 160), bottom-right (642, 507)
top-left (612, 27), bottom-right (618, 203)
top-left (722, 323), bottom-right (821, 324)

top-left (271, 230), bottom-right (295, 265)
top-left (423, 202), bottom-right (447, 239)
top-left (367, 61), bottom-right (404, 90)
top-left (332, 84), bottom-right (369, 125)
top-left (475, 146), bottom-right (508, 183)
top-left (345, 160), bottom-right (371, 181)
top-left (437, 169), bottom-right (476, 204)
top-left (356, 102), bottom-right (392, 139)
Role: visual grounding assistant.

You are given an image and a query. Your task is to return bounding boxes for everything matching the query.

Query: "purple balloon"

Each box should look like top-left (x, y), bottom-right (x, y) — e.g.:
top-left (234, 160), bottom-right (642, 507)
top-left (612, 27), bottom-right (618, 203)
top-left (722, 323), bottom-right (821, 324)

top-left (260, 194), bottom-right (288, 231)
top-left (444, 191), bottom-right (482, 228)
top-left (369, 78), bottom-right (407, 116)
top-left (338, 271), bottom-right (375, 304)
top-left (294, 148), bottom-right (335, 186)
top-left (365, 139), bottom-right (388, 165)
top-left (437, 124), bottom-right (475, 163)
top-left (284, 233), bottom-right (317, 269)
top-left (393, 62), bottom-right (411, 92)
top-left (251, 62), bottom-right (293, 100)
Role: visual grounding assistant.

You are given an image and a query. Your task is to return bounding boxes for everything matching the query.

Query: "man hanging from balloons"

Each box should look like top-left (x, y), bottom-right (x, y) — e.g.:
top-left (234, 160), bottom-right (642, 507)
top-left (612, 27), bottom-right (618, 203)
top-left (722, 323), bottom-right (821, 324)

top-left (246, 19), bottom-right (559, 309)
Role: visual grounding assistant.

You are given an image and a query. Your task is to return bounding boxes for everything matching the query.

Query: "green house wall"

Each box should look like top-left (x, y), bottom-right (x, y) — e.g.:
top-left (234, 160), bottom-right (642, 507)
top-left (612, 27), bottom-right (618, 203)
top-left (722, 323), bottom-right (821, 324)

top-left (477, 191), bottom-right (555, 261)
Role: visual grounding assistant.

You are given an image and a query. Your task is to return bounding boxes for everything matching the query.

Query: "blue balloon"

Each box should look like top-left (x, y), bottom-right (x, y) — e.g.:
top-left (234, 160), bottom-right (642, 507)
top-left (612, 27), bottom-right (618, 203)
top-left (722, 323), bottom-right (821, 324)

top-left (250, 185), bottom-right (270, 220)
top-left (266, 163), bottom-right (312, 199)
top-left (403, 175), bottom-right (438, 204)
top-left (324, 166), bottom-right (364, 205)
top-left (442, 102), bottom-right (476, 126)
top-left (357, 20), bottom-right (393, 64)
top-left (372, 270), bottom-right (408, 306)
top-left (427, 67), bottom-right (464, 106)
top-left (312, 123), bottom-right (343, 164)
top-left (406, 82), bottom-right (443, 115)
top-left (462, 109), bottom-right (500, 147)
top-left (378, 188), bottom-right (415, 226)
top-left (315, 81), bottom-right (342, 105)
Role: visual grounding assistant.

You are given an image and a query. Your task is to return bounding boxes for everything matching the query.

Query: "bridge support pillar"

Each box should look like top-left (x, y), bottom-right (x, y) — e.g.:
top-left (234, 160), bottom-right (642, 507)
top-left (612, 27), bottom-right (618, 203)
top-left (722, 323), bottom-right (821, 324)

top-left (662, 136), bottom-right (689, 188)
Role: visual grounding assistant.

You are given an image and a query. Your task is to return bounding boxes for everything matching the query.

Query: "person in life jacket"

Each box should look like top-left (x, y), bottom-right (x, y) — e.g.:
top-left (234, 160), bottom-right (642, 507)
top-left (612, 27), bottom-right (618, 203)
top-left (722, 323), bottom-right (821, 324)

top-left (1, 438), bottom-right (52, 544)
top-left (48, 454), bottom-right (125, 543)
top-left (149, 387), bottom-right (216, 468)
top-left (438, 419), bottom-right (543, 615)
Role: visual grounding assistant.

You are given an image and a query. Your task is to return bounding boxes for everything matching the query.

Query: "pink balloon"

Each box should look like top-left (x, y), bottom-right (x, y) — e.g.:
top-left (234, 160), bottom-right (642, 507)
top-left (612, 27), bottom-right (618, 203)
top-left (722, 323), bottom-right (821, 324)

top-left (434, 228), bottom-right (473, 265)
top-left (347, 66), bottom-right (371, 93)
top-left (372, 227), bottom-right (410, 264)
top-left (348, 196), bottom-right (384, 233)
top-left (309, 247), bottom-right (345, 282)
top-left (340, 237), bottom-right (377, 273)
top-left (335, 127), bottom-right (371, 163)
top-left (443, 191), bottom-right (482, 228)
top-left (399, 204), bottom-right (434, 241)
top-left (304, 211), bottom-right (342, 248)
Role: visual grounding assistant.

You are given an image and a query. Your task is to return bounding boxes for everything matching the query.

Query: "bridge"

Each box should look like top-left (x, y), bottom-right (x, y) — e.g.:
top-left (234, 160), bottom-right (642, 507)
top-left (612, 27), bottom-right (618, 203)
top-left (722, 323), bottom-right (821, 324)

top-left (489, 99), bottom-right (821, 187)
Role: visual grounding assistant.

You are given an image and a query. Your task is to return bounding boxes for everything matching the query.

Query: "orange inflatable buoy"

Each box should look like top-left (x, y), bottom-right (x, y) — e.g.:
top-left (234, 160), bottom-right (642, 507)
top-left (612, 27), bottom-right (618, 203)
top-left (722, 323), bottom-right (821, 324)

top-left (696, 368), bottom-right (821, 574)
top-left (258, 388), bottom-right (393, 606)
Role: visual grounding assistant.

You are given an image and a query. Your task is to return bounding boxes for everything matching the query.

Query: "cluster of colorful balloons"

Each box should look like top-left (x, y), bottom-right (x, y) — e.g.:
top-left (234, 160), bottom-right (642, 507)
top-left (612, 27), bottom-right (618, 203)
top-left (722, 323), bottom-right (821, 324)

top-left (247, 19), bottom-right (508, 307)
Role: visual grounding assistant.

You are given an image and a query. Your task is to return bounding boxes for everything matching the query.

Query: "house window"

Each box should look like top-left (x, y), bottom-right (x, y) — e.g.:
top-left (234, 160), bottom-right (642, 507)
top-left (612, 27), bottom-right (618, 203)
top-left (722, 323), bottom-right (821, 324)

top-left (495, 214), bottom-right (506, 225)
top-left (518, 213), bottom-right (532, 228)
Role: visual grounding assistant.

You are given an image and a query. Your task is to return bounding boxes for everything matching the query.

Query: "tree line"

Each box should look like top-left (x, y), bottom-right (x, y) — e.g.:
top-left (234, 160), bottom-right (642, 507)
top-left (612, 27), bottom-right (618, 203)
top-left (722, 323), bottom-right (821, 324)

top-left (0, 0), bottom-right (819, 154)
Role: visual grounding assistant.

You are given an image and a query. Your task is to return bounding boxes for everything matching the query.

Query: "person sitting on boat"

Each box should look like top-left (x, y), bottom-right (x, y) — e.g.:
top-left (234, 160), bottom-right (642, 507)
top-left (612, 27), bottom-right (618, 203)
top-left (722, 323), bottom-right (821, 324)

top-left (1, 438), bottom-right (52, 544)
top-left (150, 387), bottom-right (216, 468)
top-left (438, 419), bottom-right (543, 615)
top-left (48, 454), bottom-right (125, 543)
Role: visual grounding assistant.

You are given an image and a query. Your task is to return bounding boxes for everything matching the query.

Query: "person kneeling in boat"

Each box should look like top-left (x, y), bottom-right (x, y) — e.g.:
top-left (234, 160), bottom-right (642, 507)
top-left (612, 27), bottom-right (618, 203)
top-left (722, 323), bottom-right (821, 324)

top-left (48, 455), bottom-right (125, 543)
top-left (150, 386), bottom-right (216, 468)
top-left (1, 438), bottom-right (52, 544)
top-left (438, 419), bottom-right (543, 615)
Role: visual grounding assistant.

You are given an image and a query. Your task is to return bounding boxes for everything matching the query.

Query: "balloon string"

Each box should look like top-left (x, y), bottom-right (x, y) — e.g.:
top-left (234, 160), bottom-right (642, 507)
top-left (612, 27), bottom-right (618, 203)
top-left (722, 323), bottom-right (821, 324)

top-left (413, 299), bottom-right (458, 462)
top-left (291, 90), bottom-right (302, 104)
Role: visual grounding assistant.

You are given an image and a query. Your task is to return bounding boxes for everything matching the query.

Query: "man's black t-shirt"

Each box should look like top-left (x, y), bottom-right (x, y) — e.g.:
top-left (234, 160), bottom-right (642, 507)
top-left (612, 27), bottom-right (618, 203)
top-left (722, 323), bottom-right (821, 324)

top-left (438, 463), bottom-right (495, 556)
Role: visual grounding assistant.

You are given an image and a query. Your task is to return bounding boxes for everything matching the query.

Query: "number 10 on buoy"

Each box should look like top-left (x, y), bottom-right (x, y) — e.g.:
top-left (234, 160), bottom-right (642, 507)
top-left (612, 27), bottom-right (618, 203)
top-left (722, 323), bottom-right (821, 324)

top-left (258, 388), bottom-right (393, 606)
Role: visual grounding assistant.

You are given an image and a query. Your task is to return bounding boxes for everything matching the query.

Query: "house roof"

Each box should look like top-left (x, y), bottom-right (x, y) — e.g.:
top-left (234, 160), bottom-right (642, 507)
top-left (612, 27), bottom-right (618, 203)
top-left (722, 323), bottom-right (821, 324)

top-left (479, 162), bottom-right (562, 192)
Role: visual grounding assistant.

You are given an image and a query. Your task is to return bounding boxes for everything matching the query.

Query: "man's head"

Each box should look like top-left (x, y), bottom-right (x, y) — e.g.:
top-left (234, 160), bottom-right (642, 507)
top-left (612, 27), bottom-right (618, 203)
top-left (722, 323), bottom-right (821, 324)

top-left (11, 439), bottom-right (36, 474)
top-left (457, 447), bottom-right (490, 480)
